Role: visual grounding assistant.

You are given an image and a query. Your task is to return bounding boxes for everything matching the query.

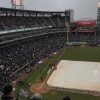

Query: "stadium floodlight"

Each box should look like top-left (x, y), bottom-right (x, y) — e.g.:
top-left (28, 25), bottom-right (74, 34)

top-left (98, 1), bottom-right (100, 7)
top-left (97, 2), bottom-right (100, 33)
top-left (65, 20), bottom-right (70, 44)
top-left (11, 0), bottom-right (24, 9)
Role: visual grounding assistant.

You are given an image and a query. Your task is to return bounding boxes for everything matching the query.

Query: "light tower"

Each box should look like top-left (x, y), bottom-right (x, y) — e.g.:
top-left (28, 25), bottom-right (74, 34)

top-left (97, 2), bottom-right (100, 33)
top-left (11, 0), bottom-right (24, 9)
top-left (65, 11), bottom-right (70, 44)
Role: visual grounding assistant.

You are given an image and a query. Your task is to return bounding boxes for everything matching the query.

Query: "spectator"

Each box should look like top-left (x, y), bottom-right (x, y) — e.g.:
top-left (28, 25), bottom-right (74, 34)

top-left (1, 84), bottom-right (15, 100)
top-left (31, 93), bottom-right (42, 100)
top-left (63, 96), bottom-right (71, 100)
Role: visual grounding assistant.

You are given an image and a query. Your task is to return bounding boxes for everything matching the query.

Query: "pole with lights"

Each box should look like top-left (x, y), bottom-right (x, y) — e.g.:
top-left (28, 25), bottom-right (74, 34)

top-left (11, 0), bottom-right (24, 9)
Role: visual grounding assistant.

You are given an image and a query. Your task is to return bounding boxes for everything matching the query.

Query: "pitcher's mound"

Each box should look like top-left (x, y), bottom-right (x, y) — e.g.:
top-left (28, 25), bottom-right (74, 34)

top-left (30, 83), bottom-right (49, 94)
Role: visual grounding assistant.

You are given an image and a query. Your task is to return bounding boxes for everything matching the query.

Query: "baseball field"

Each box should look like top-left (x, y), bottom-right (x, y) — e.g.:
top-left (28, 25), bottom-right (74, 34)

top-left (15, 47), bottom-right (100, 100)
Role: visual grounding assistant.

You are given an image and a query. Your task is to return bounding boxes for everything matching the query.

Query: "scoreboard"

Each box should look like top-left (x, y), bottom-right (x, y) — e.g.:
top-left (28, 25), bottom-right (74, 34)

top-left (77, 21), bottom-right (96, 25)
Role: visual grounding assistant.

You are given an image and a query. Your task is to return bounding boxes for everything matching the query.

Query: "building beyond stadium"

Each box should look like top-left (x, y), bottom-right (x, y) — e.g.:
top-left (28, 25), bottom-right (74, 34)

top-left (97, 2), bottom-right (100, 32)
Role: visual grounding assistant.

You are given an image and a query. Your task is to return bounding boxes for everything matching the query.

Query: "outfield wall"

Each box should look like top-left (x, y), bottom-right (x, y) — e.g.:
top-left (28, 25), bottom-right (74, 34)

top-left (47, 85), bottom-right (100, 96)
top-left (66, 42), bottom-right (87, 46)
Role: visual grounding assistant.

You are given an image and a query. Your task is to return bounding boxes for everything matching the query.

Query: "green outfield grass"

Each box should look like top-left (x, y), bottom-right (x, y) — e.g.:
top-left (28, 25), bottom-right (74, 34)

top-left (16, 47), bottom-right (100, 100)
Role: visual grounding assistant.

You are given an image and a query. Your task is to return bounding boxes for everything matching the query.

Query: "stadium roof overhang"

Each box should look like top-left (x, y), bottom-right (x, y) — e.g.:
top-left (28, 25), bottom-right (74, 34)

top-left (0, 7), bottom-right (72, 17)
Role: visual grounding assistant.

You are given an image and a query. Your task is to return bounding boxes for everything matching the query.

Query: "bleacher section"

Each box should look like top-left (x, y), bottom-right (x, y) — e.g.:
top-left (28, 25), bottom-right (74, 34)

top-left (0, 7), bottom-right (73, 31)
top-left (0, 8), bottom-right (73, 86)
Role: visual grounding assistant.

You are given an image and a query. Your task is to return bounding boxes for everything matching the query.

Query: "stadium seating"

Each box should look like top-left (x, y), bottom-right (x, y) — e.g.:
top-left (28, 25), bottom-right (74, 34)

top-left (0, 15), bottom-right (65, 31)
top-left (0, 8), bottom-right (70, 86)
top-left (0, 33), bottom-right (66, 86)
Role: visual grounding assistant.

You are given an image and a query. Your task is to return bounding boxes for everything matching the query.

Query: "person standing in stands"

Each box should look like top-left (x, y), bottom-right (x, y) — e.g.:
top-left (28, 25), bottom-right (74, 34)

top-left (1, 84), bottom-right (15, 100)
top-left (63, 96), bottom-right (71, 100)
top-left (31, 93), bottom-right (42, 100)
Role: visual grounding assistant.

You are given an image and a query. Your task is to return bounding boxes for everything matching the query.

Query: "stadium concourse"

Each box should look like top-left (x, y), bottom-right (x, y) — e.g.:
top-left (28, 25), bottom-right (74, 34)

top-left (0, 7), bottom-right (73, 87)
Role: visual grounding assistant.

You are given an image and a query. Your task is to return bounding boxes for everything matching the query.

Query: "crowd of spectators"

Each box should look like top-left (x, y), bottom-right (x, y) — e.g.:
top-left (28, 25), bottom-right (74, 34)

top-left (0, 16), bottom-right (65, 31)
top-left (70, 33), bottom-right (100, 44)
top-left (0, 9), bottom-right (67, 88)
top-left (0, 28), bottom-right (66, 44)
top-left (0, 33), bottom-right (66, 86)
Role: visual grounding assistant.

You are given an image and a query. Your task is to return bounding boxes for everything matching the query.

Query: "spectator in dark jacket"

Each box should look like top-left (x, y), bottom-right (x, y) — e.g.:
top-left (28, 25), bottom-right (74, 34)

top-left (63, 96), bottom-right (71, 100)
top-left (31, 93), bottom-right (42, 100)
top-left (2, 84), bottom-right (15, 100)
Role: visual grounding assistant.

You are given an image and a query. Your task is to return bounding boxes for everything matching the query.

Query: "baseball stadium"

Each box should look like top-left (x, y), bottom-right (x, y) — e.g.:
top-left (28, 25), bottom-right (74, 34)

top-left (0, 0), bottom-right (100, 100)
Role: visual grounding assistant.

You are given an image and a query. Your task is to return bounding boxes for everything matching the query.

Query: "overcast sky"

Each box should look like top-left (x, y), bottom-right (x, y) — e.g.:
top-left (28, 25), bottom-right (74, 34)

top-left (0, 0), bottom-right (98, 20)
